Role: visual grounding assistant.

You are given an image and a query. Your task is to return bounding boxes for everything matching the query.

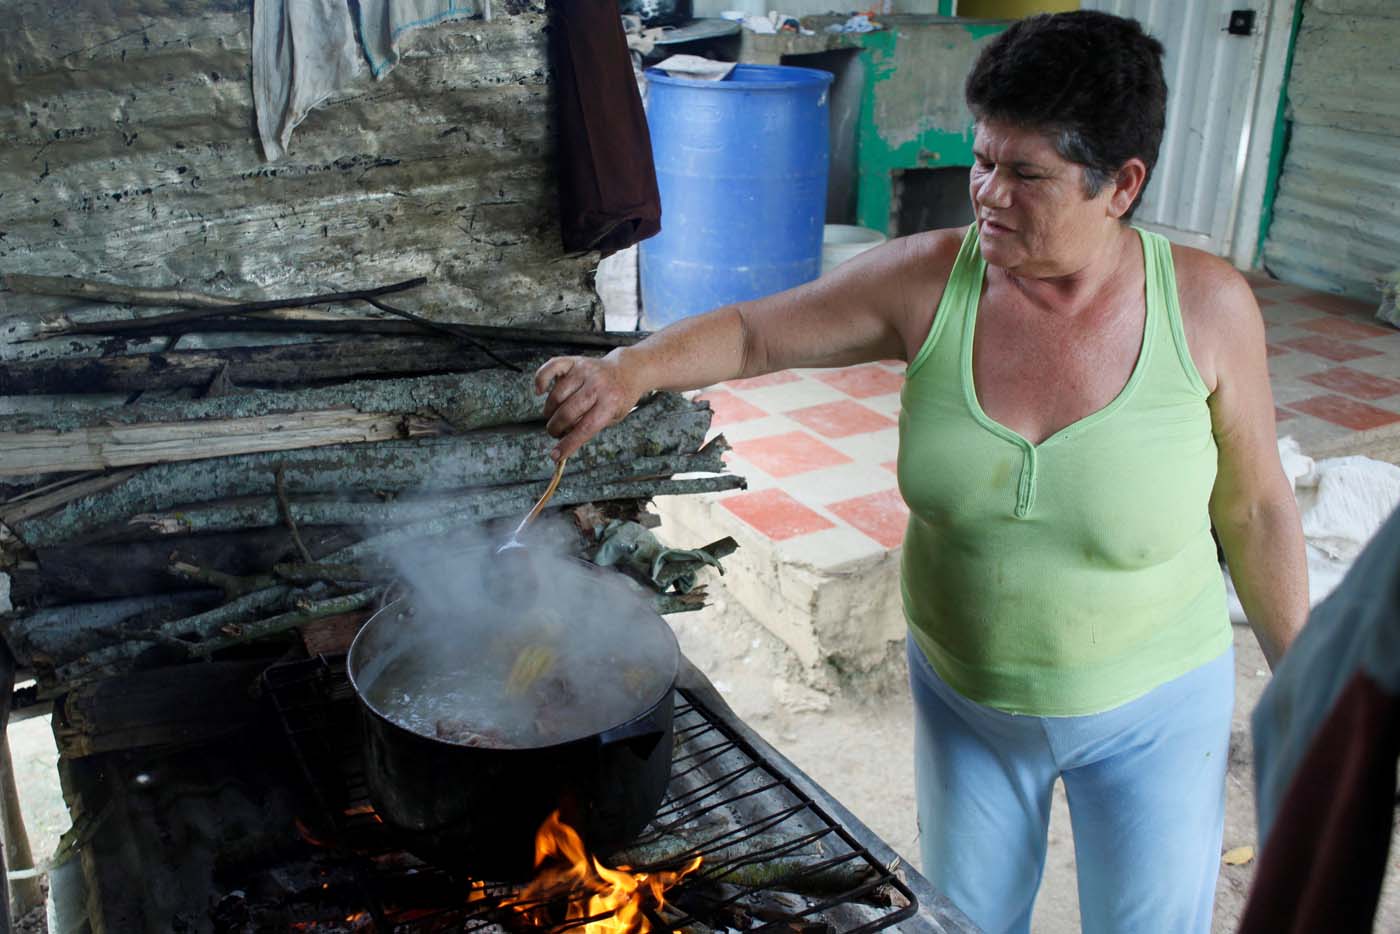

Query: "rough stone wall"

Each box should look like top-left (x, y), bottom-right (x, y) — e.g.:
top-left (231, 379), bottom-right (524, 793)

top-left (0, 0), bottom-right (598, 329)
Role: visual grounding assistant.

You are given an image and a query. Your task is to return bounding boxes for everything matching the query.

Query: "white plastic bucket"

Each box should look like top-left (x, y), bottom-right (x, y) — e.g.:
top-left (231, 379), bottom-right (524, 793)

top-left (821, 224), bottom-right (887, 276)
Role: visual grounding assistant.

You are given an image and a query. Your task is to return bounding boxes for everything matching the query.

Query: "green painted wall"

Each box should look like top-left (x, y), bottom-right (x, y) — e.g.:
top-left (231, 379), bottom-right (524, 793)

top-left (853, 21), bottom-right (1009, 233)
top-left (957, 0), bottom-right (1078, 16)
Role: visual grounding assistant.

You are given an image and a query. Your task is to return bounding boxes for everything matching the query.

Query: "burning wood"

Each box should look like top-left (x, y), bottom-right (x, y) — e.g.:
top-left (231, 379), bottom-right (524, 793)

top-left (499, 811), bottom-right (702, 933)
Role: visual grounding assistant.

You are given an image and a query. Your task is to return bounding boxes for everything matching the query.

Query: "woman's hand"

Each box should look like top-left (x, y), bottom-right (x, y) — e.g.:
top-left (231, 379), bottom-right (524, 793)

top-left (529, 233), bottom-right (935, 463)
top-left (534, 350), bottom-right (645, 461)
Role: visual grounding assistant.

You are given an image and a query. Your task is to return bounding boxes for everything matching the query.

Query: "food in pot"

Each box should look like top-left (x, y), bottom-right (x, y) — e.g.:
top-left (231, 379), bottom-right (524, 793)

top-left (357, 614), bottom-right (672, 748)
top-left (352, 555), bottom-right (678, 750)
top-left (505, 643), bottom-right (558, 696)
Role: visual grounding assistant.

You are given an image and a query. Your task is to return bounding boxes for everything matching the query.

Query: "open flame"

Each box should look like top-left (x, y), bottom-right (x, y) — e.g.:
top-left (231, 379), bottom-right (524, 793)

top-left (499, 811), bottom-right (701, 932)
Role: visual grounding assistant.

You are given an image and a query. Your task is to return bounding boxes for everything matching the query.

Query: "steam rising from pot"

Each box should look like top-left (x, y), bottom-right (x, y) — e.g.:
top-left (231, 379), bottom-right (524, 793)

top-left (351, 516), bottom-right (678, 749)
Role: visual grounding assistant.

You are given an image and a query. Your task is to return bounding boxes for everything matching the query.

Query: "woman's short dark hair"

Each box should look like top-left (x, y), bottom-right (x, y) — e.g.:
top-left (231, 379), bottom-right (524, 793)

top-left (964, 11), bottom-right (1166, 219)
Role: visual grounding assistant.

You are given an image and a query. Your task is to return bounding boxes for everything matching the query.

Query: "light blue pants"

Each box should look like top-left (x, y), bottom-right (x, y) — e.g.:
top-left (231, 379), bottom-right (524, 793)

top-left (908, 638), bottom-right (1234, 934)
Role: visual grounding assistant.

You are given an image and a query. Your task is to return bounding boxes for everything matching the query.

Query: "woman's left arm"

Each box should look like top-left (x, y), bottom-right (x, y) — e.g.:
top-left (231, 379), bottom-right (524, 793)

top-left (1181, 256), bottom-right (1308, 669)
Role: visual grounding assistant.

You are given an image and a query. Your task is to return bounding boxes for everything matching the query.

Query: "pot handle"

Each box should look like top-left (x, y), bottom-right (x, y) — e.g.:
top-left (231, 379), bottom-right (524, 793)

top-left (596, 711), bottom-right (666, 757)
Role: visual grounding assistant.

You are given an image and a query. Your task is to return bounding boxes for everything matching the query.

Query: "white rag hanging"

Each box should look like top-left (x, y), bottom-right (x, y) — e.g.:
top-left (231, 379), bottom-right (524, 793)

top-left (253, 0), bottom-right (479, 161)
top-left (253, 0), bottom-right (363, 161)
top-left (358, 0), bottom-right (479, 78)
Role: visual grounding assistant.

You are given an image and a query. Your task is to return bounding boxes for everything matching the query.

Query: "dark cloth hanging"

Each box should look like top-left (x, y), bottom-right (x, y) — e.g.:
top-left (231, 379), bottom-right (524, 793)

top-left (1239, 506), bottom-right (1400, 934)
top-left (549, 0), bottom-right (661, 257)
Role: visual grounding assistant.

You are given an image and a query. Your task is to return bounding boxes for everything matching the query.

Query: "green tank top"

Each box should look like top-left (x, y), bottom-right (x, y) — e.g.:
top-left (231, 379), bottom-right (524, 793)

top-left (898, 225), bottom-right (1231, 716)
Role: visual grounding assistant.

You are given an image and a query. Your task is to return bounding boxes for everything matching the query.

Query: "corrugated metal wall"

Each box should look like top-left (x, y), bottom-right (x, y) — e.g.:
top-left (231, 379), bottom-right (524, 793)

top-left (1082, 0), bottom-right (1261, 253)
top-left (1262, 0), bottom-right (1400, 298)
top-left (0, 0), bottom-right (598, 335)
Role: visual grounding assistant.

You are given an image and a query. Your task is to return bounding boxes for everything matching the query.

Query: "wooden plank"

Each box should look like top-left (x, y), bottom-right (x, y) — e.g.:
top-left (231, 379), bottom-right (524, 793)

top-left (0, 368), bottom-right (547, 435)
top-left (0, 410), bottom-right (438, 477)
top-left (0, 469), bottom-right (140, 526)
top-left (47, 314), bottom-right (647, 349)
top-left (110, 450), bottom-right (734, 538)
top-left (1, 272), bottom-right (424, 314)
top-left (54, 659), bottom-right (268, 758)
top-left (0, 338), bottom-right (544, 394)
top-left (1, 272), bottom-right (241, 310)
top-left (10, 392), bottom-right (711, 547)
top-left (299, 611), bottom-right (372, 657)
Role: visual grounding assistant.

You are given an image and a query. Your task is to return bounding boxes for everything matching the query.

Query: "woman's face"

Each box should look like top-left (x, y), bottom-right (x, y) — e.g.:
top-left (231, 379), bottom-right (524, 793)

top-left (969, 120), bottom-right (1126, 277)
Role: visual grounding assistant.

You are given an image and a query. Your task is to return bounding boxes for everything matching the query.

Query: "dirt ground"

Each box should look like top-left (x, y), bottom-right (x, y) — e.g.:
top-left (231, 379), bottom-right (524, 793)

top-left (667, 598), bottom-right (1400, 933)
top-left (4, 607), bottom-right (1397, 931)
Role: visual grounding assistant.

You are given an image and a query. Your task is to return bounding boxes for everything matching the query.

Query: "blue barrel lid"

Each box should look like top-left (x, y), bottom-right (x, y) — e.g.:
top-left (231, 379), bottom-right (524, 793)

top-left (645, 63), bottom-right (834, 91)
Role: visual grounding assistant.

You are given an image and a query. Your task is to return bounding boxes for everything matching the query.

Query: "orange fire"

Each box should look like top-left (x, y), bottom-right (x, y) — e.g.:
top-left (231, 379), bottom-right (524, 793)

top-left (294, 818), bottom-right (329, 848)
top-left (499, 811), bottom-right (701, 932)
top-left (343, 804), bottom-right (384, 823)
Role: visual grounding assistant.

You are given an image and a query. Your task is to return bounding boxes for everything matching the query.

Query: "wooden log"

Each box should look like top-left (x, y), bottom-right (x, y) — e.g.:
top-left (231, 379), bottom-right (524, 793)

top-left (1, 366), bottom-right (547, 447)
top-left (355, 296), bottom-right (524, 370)
top-left (2, 469), bottom-right (109, 503)
top-left (273, 560), bottom-right (380, 584)
top-left (2, 273), bottom-right (242, 309)
top-left (107, 471), bottom-right (741, 549)
top-left (1, 272), bottom-right (424, 314)
top-left (299, 610), bottom-right (373, 656)
top-left (25, 526), bottom-right (727, 693)
top-left (45, 312), bottom-right (645, 350)
top-left (655, 591), bottom-right (709, 615)
top-left (321, 475), bottom-right (743, 565)
top-left (53, 659), bottom-right (268, 758)
top-left (0, 652), bottom-right (40, 924)
top-left (0, 591), bottom-right (221, 669)
top-left (0, 733), bottom-right (40, 918)
top-left (0, 369), bottom-right (548, 435)
top-left (0, 410), bottom-right (441, 477)
top-left (11, 392), bottom-right (712, 547)
top-left (41, 575), bottom-right (702, 695)
top-left (0, 337), bottom-right (545, 395)
top-left (6, 526), bottom-right (356, 607)
top-left (186, 587), bottom-right (381, 658)
top-left (113, 450), bottom-right (736, 538)
top-left (0, 640), bottom-right (16, 926)
top-left (38, 585), bottom-right (376, 694)
top-left (0, 468), bottom-right (141, 526)
top-left (43, 586), bottom-right (299, 690)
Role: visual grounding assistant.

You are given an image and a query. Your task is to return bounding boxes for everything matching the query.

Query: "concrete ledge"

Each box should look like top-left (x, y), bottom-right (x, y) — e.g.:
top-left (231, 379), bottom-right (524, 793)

top-left (656, 490), bottom-right (907, 693)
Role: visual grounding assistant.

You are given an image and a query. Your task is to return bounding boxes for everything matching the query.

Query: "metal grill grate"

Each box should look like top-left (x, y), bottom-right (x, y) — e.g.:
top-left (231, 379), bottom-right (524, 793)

top-left (262, 655), bottom-right (918, 933)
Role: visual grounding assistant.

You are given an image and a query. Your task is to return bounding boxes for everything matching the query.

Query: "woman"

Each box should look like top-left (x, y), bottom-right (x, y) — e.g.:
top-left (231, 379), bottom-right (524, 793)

top-left (536, 12), bottom-right (1307, 933)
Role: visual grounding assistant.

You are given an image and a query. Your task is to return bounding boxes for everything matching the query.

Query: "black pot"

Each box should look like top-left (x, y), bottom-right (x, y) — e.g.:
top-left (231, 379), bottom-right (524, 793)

top-left (346, 565), bottom-right (679, 880)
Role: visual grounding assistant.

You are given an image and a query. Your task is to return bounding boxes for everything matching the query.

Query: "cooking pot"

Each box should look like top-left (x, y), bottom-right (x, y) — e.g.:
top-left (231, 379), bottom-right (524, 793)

top-left (346, 559), bottom-right (679, 880)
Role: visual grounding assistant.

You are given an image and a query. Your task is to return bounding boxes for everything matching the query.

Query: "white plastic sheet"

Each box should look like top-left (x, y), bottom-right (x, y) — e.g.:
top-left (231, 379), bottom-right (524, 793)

top-left (1225, 437), bottom-right (1400, 622)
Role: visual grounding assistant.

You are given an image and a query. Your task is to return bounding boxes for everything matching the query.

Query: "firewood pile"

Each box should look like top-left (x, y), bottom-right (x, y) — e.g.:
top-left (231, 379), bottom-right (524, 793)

top-left (0, 275), bottom-right (743, 713)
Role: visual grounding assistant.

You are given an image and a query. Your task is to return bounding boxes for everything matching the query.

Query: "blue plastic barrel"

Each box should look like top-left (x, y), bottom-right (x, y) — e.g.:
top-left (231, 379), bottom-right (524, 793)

top-left (640, 64), bottom-right (833, 327)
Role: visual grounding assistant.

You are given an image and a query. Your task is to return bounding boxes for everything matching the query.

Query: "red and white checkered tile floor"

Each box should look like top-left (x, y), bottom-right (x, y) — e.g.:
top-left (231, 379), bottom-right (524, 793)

top-left (663, 277), bottom-right (1400, 566)
top-left (1251, 274), bottom-right (1400, 446)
